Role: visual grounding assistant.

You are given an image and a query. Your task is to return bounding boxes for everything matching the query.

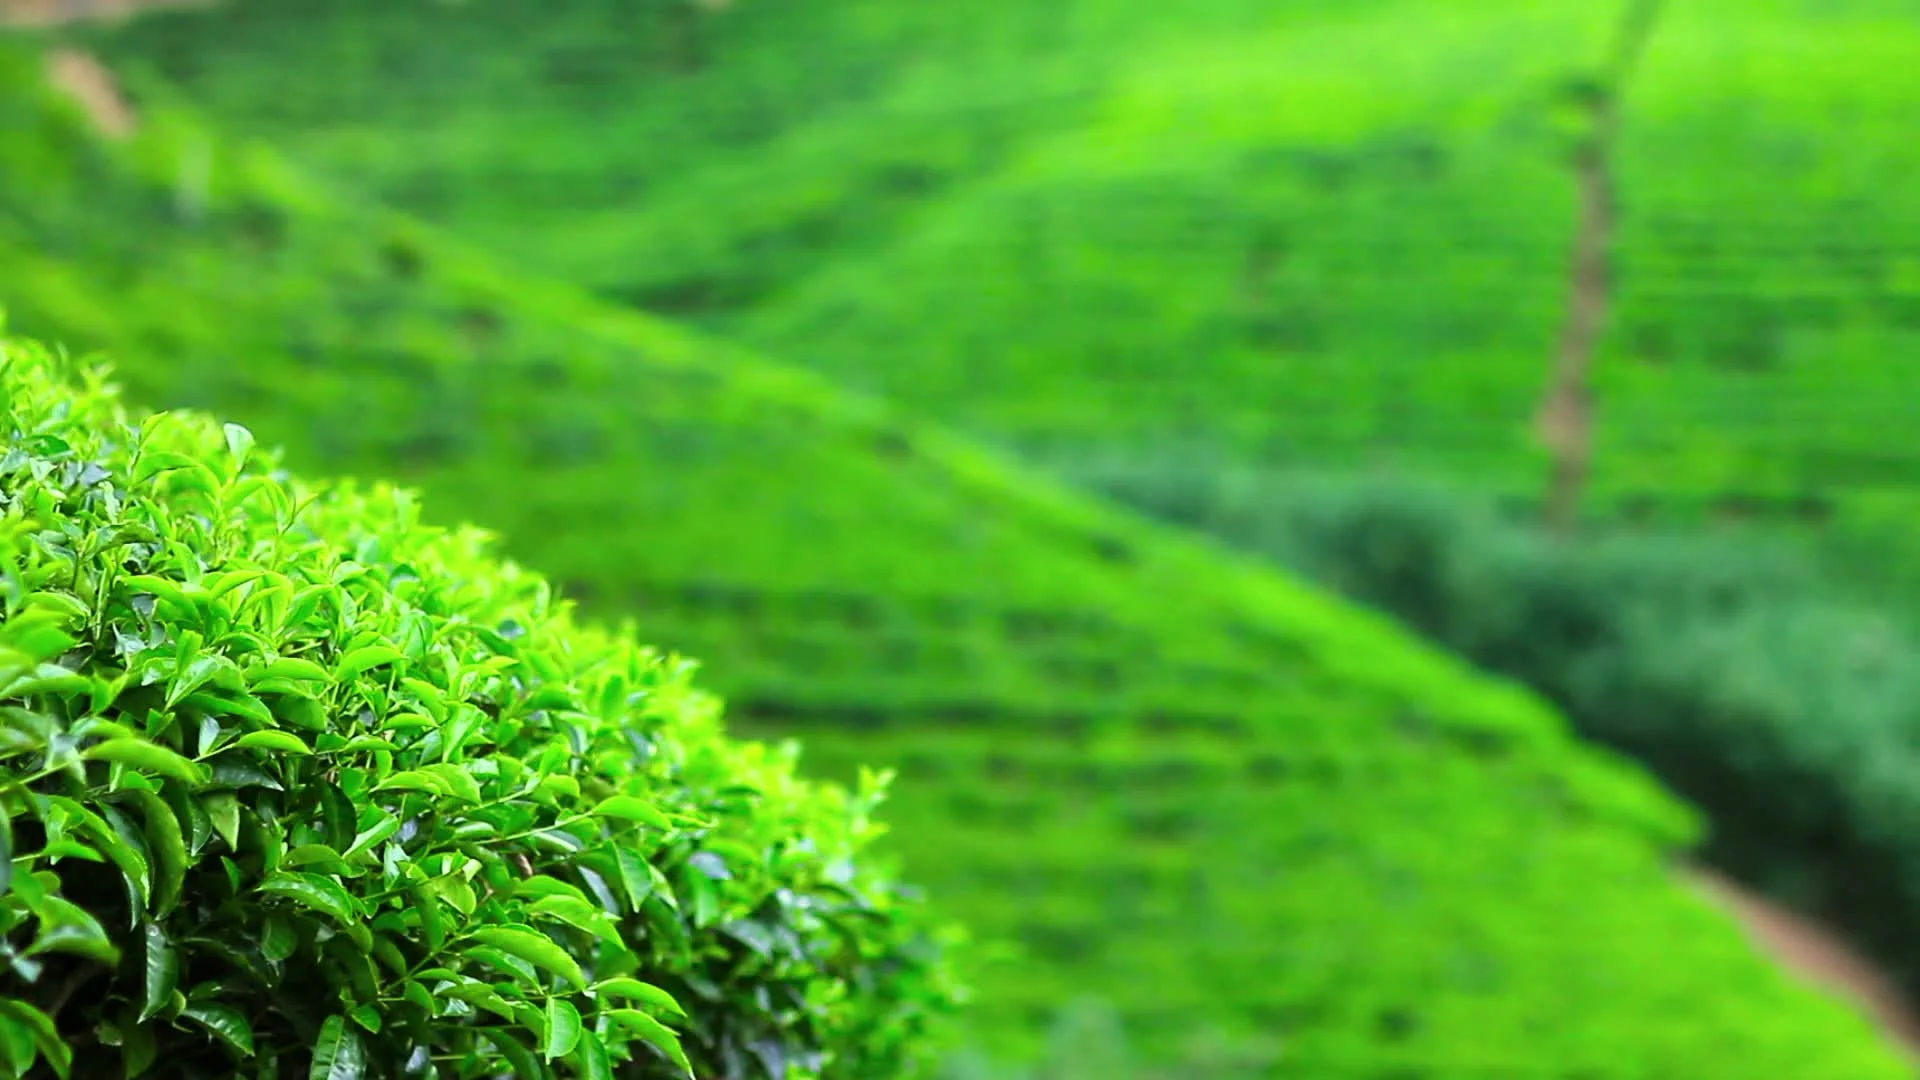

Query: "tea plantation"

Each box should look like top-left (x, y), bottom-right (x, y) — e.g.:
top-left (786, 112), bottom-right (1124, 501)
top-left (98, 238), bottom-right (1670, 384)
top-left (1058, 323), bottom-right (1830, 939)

top-left (66, 0), bottom-right (1920, 558)
top-left (2, 42), bottom-right (1913, 1075)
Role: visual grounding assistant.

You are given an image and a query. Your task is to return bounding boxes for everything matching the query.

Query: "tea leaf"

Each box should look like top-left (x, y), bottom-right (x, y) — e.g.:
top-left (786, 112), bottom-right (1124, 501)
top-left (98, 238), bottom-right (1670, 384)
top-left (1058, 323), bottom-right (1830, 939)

top-left (592, 978), bottom-right (686, 1018)
top-left (140, 922), bottom-right (179, 1022)
top-left (587, 795), bottom-right (673, 830)
top-left (606, 1009), bottom-right (693, 1077)
top-left (223, 423), bottom-right (256, 468)
top-left (0, 998), bottom-right (69, 1080)
top-left (234, 730), bottom-right (312, 755)
top-left (541, 997), bottom-right (581, 1061)
top-left (84, 738), bottom-right (205, 785)
top-left (202, 792), bottom-right (241, 852)
top-left (182, 1002), bottom-right (254, 1057)
top-left (335, 646), bottom-right (404, 681)
top-left (480, 1029), bottom-right (543, 1079)
top-left (464, 927), bottom-right (586, 991)
top-left (573, 1030), bottom-right (613, 1080)
top-left (308, 1015), bottom-right (366, 1080)
top-left (258, 872), bottom-right (357, 926)
top-left (126, 790), bottom-right (187, 917)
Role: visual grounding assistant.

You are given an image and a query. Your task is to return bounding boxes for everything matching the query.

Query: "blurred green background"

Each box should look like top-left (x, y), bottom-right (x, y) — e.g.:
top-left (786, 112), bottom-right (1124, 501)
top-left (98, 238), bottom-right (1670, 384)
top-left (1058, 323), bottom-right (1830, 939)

top-left (6, 0), bottom-right (1920, 1075)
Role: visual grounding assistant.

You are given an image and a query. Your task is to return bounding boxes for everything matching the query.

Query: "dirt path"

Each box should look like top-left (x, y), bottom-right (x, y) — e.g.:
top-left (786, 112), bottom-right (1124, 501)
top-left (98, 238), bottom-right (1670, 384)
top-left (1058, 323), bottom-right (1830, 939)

top-left (1687, 865), bottom-right (1920, 1057)
top-left (0, 0), bottom-right (209, 29)
top-left (44, 45), bottom-right (135, 136)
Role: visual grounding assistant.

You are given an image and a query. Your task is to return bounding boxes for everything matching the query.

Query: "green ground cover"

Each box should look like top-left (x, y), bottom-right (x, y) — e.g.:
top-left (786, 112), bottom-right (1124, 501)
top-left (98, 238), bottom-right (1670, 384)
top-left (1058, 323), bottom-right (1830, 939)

top-left (2, 42), bottom-right (1913, 1074)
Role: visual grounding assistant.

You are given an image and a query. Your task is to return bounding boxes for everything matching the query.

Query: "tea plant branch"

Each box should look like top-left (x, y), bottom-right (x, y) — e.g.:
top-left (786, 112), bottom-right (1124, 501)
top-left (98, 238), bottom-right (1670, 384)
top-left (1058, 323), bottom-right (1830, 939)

top-left (44, 962), bottom-right (106, 1021)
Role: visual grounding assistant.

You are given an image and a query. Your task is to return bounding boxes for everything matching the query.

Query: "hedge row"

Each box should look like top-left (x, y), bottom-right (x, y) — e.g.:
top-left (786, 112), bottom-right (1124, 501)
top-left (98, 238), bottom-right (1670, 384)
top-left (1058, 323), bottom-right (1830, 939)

top-left (1, 43), bottom-right (1913, 1074)
top-left (1083, 457), bottom-right (1920, 1008)
top-left (68, 0), bottom-right (1920, 569)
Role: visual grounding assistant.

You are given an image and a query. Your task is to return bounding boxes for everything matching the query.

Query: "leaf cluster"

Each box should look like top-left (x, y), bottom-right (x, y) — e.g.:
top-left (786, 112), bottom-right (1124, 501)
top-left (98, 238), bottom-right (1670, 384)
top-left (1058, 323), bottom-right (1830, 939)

top-left (0, 339), bottom-right (960, 1080)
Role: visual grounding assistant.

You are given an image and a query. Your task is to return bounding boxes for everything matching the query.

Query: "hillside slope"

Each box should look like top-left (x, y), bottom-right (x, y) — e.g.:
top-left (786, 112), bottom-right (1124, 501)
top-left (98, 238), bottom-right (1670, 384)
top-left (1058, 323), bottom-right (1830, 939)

top-left (0, 44), bottom-right (1914, 1076)
top-left (65, 0), bottom-right (1920, 560)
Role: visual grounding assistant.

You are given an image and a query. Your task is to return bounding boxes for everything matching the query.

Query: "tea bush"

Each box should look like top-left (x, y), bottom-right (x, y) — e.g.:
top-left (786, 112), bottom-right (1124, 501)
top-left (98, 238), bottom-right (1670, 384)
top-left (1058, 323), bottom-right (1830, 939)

top-left (2, 51), bottom-right (1915, 1075)
top-left (0, 338), bottom-right (959, 1080)
top-left (1085, 457), bottom-right (1920, 1004)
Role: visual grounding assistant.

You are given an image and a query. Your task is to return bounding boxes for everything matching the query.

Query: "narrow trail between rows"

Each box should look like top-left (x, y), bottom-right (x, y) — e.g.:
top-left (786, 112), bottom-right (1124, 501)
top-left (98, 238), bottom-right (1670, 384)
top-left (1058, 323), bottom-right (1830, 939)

top-left (1688, 866), bottom-right (1920, 1060)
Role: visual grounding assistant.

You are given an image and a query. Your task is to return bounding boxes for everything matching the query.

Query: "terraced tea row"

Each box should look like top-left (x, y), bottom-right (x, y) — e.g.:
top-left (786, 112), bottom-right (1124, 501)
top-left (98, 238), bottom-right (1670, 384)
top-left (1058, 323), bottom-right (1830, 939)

top-left (68, 0), bottom-right (1920, 565)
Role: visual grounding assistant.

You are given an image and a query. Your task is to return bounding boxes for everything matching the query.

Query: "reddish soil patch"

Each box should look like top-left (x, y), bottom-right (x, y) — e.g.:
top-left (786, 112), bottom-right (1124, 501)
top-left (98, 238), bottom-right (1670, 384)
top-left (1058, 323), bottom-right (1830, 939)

top-left (44, 46), bottom-right (136, 137)
top-left (0, 0), bottom-right (209, 29)
top-left (1687, 865), bottom-right (1920, 1056)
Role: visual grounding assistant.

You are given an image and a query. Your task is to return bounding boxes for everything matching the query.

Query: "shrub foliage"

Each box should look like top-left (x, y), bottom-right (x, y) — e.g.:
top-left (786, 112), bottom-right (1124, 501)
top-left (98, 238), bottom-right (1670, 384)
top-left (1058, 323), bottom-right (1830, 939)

top-left (0, 338), bottom-right (957, 1080)
top-left (1087, 459), bottom-right (1920, 1011)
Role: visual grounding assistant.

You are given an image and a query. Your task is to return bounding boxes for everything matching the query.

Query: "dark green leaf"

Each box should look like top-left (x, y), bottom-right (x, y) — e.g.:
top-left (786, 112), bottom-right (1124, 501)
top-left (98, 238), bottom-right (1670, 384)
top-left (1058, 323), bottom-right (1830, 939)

top-left (402, 980), bottom-right (435, 1018)
top-left (208, 758), bottom-right (285, 790)
top-left (122, 1018), bottom-right (157, 1078)
top-left (125, 790), bottom-right (187, 916)
top-left (283, 844), bottom-right (356, 877)
top-left (480, 1029), bottom-right (545, 1080)
top-left (141, 922), bottom-right (179, 1022)
top-left (319, 783), bottom-right (357, 850)
top-left (308, 1015), bottom-right (366, 1080)
top-left (67, 799), bottom-right (150, 914)
top-left (203, 791), bottom-right (242, 851)
top-left (572, 1030), bottom-right (613, 1080)
top-left (408, 887), bottom-right (446, 953)
top-left (261, 917), bottom-right (298, 963)
top-left (0, 811), bottom-right (11, 898)
top-left (183, 1001), bottom-right (255, 1057)
top-left (258, 872), bottom-right (357, 926)
top-left (438, 982), bottom-right (517, 1023)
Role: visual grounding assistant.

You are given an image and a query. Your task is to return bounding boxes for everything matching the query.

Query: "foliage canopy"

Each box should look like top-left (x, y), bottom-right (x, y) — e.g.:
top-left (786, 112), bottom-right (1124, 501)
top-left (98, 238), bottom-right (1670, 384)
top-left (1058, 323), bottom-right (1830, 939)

top-left (0, 338), bottom-right (957, 1080)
